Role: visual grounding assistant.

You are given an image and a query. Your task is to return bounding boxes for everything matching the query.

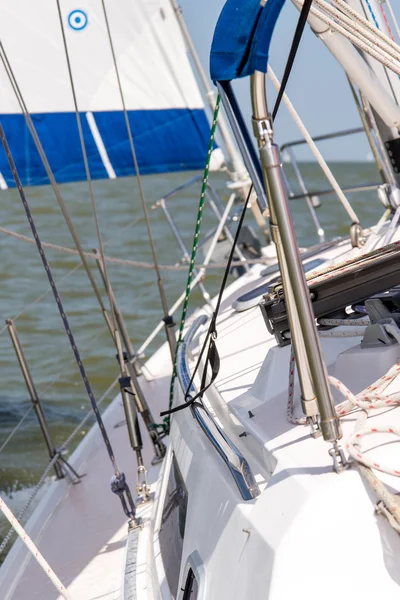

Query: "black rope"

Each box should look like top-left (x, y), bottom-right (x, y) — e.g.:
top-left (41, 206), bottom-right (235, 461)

top-left (272, 0), bottom-right (314, 120)
top-left (161, 184), bottom-right (253, 417)
top-left (0, 125), bottom-right (136, 521)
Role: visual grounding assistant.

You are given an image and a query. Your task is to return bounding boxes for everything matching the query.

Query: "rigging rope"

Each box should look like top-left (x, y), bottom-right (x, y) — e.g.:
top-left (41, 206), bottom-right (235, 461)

top-left (0, 452), bottom-right (60, 556)
top-left (300, 0), bottom-right (400, 75)
top-left (0, 496), bottom-right (71, 598)
top-left (0, 125), bottom-right (137, 523)
top-left (165, 96), bottom-right (221, 431)
top-left (267, 67), bottom-right (360, 225)
top-left (162, 182), bottom-right (253, 419)
top-left (385, 0), bottom-right (400, 41)
top-left (287, 318), bottom-right (400, 529)
top-left (273, 0), bottom-right (314, 119)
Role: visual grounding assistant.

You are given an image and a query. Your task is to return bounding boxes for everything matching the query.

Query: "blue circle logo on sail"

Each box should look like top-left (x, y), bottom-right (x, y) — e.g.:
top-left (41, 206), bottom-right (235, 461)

top-left (68, 10), bottom-right (88, 31)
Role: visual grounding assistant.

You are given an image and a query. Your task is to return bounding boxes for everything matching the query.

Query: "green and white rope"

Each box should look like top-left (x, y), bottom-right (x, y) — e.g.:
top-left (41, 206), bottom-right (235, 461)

top-left (164, 95), bottom-right (221, 432)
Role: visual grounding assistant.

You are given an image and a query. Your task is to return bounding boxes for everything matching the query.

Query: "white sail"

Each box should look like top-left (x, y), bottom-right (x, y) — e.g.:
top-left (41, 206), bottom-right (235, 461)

top-left (0, 0), bottom-right (211, 185)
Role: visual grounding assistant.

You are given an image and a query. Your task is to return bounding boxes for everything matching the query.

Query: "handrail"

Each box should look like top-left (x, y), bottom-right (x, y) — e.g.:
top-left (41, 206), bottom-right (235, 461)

top-left (176, 315), bottom-right (260, 501)
top-left (280, 126), bottom-right (364, 152)
top-left (289, 182), bottom-right (381, 201)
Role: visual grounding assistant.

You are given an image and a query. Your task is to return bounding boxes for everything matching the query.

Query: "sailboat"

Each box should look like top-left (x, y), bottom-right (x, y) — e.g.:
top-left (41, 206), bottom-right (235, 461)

top-left (1, 0), bottom-right (400, 598)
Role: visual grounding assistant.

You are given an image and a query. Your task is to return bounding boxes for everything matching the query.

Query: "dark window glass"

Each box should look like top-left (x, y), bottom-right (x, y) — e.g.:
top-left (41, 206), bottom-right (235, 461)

top-left (159, 455), bottom-right (188, 598)
top-left (183, 569), bottom-right (199, 600)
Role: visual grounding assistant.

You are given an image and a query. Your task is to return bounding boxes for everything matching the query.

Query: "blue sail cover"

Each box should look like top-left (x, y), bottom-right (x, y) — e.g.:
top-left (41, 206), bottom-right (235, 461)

top-left (0, 0), bottom-right (211, 188)
top-left (210, 0), bottom-right (286, 82)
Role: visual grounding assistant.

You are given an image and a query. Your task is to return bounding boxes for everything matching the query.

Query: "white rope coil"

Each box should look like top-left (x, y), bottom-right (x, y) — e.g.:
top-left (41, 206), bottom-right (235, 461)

top-left (0, 496), bottom-right (71, 599)
top-left (347, 426), bottom-right (400, 477)
top-left (287, 320), bottom-right (400, 478)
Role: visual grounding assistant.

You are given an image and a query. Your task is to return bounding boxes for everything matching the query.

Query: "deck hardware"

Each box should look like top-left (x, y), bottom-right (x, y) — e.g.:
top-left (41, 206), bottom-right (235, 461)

top-left (6, 320), bottom-right (65, 480)
top-left (307, 415), bottom-right (322, 438)
top-left (117, 352), bottom-right (166, 462)
top-left (248, 411), bottom-right (254, 418)
top-left (349, 222), bottom-right (365, 248)
top-left (329, 441), bottom-right (350, 474)
top-left (137, 465), bottom-right (151, 503)
top-left (118, 375), bottom-right (150, 501)
top-left (239, 431), bottom-right (248, 438)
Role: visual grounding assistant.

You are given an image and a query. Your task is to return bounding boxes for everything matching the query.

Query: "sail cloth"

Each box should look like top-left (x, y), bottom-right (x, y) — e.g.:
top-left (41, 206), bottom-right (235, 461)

top-left (210, 0), bottom-right (286, 82)
top-left (0, 0), bottom-right (211, 187)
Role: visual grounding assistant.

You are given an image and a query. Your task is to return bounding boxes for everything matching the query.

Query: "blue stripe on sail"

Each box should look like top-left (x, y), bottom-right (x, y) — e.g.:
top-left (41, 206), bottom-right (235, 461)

top-left (0, 109), bottom-right (211, 187)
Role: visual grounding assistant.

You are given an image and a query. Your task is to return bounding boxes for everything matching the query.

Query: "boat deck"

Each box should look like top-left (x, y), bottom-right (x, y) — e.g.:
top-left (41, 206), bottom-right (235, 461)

top-left (0, 346), bottom-right (172, 600)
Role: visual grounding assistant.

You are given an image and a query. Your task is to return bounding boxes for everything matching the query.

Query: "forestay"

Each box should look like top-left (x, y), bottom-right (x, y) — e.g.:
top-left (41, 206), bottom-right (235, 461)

top-left (0, 0), bottom-right (210, 186)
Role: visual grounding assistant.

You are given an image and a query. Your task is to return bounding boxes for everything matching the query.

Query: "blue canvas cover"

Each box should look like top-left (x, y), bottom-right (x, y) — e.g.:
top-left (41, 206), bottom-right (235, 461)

top-left (210, 0), bottom-right (286, 81)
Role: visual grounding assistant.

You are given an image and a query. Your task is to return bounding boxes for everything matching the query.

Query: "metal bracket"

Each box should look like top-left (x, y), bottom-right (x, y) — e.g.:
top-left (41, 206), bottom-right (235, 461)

top-left (349, 222), bottom-right (365, 248)
top-left (252, 116), bottom-right (273, 145)
top-left (307, 415), bottom-right (322, 438)
top-left (329, 442), bottom-right (350, 473)
top-left (137, 465), bottom-right (151, 502)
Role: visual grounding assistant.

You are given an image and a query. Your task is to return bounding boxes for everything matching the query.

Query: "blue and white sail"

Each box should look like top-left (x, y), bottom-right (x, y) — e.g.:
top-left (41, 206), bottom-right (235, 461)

top-left (0, 0), bottom-right (212, 186)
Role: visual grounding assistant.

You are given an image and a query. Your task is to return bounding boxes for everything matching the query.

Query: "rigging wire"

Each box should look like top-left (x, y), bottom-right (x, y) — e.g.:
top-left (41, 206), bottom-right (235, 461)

top-left (0, 405), bottom-right (34, 455)
top-left (0, 125), bottom-right (137, 522)
top-left (55, 0), bottom-right (123, 365)
top-left (100, 0), bottom-right (175, 356)
top-left (0, 43), bottom-right (117, 345)
top-left (0, 216), bottom-right (140, 343)
top-left (0, 495), bottom-right (71, 598)
top-left (272, 0), bottom-right (314, 119)
top-left (161, 183), bottom-right (253, 417)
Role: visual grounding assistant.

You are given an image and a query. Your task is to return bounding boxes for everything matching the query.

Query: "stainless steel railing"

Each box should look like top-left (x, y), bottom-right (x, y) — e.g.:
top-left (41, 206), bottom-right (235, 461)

top-left (176, 315), bottom-right (260, 501)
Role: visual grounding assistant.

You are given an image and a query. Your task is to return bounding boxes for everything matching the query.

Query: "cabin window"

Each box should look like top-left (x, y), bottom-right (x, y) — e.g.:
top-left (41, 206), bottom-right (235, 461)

top-left (159, 454), bottom-right (188, 598)
top-left (182, 568), bottom-right (199, 599)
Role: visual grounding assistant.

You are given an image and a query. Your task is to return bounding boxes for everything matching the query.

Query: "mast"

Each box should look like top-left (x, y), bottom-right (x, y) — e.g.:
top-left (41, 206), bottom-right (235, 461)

top-left (169, 0), bottom-right (247, 180)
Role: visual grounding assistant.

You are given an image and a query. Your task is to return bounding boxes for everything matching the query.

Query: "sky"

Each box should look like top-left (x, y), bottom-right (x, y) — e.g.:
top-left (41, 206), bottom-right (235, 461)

top-left (179, 0), bottom-right (400, 161)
